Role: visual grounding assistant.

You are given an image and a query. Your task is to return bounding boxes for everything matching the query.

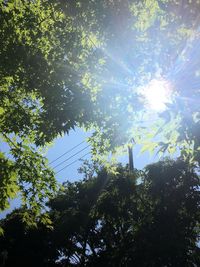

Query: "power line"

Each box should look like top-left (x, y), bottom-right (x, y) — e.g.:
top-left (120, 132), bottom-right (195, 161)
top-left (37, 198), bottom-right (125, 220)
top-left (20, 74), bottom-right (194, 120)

top-left (56, 152), bottom-right (90, 174)
top-left (53, 145), bottom-right (90, 169)
top-left (49, 141), bottom-right (85, 164)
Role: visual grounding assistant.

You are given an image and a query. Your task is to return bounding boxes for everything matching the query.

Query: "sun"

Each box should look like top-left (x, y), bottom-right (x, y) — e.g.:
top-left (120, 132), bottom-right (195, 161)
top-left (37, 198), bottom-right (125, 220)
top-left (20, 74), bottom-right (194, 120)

top-left (141, 78), bottom-right (172, 112)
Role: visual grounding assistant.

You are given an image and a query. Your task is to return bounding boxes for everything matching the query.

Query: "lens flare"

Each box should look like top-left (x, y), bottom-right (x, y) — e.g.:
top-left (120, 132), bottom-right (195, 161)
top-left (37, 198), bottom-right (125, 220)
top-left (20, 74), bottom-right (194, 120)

top-left (141, 78), bottom-right (172, 112)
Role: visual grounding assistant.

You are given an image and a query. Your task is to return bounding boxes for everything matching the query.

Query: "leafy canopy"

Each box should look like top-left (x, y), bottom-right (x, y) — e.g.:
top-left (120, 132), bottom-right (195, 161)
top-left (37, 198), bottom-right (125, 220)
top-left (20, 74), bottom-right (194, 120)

top-left (1, 0), bottom-right (200, 216)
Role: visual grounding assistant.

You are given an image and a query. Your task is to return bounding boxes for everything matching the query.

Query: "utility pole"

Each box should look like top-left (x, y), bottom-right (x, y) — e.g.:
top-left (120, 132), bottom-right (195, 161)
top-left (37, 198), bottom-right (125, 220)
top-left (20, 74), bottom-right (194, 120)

top-left (128, 138), bottom-right (135, 173)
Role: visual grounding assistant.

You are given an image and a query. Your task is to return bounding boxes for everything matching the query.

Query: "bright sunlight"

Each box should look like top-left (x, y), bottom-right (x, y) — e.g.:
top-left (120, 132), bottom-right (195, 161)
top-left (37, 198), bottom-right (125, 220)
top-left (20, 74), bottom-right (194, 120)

top-left (141, 78), bottom-right (172, 112)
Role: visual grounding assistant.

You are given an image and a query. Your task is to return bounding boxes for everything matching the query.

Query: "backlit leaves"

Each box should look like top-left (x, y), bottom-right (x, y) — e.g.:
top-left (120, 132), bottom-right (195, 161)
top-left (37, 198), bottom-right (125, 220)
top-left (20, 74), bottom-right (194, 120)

top-left (1, 0), bottom-right (200, 218)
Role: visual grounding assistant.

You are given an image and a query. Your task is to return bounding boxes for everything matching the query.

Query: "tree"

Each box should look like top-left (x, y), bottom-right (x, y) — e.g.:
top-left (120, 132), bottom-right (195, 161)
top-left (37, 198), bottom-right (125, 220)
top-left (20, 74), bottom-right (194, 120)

top-left (56, 0), bottom-right (200, 162)
top-left (1, 159), bottom-right (199, 266)
top-left (0, 210), bottom-right (57, 267)
top-left (0, 0), bottom-right (136, 215)
top-left (1, 0), bottom-right (200, 219)
top-left (96, 0), bottom-right (200, 165)
top-left (0, 0), bottom-right (98, 216)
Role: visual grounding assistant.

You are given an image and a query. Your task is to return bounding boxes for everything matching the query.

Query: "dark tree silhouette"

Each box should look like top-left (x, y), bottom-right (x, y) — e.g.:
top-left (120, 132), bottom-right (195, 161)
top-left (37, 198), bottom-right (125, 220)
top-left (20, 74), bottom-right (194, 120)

top-left (0, 159), bottom-right (200, 266)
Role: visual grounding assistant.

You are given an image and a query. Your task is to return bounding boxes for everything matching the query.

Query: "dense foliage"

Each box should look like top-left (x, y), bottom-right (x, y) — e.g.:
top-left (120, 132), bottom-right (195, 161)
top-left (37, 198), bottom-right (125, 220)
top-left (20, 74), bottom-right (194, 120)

top-left (0, 0), bottom-right (100, 217)
top-left (0, 160), bottom-right (199, 266)
top-left (1, 0), bottom-right (200, 222)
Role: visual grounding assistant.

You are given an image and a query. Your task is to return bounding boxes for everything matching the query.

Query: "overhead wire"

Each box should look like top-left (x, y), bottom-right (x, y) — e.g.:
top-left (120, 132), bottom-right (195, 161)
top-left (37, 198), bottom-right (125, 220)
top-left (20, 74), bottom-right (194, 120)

top-left (53, 144), bottom-right (90, 169)
top-left (49, 141), bottom-right (85, 164)
top-left (56, 151), bottom-right (91, 174)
